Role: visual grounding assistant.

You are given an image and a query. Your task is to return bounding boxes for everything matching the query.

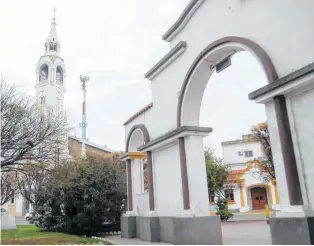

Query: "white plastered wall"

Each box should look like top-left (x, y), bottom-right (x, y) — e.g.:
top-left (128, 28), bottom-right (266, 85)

top-left (124, 0), bottom-right (314, 218)
top-left (153, 144), bottom-right (183, 216)
top-left (287, 88), bottom-right (314, 211)
top-left (147, 0), bottom-right (314, 139)
top-left (184, 135), bottom-right (209, 216)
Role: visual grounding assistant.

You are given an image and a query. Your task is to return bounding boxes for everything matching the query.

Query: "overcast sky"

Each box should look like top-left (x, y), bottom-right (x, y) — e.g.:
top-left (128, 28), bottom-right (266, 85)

top-left (0, 0), bottom-right (267, 156)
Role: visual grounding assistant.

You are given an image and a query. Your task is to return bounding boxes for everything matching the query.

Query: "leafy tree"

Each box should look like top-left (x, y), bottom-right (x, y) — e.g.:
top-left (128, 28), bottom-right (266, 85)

top-left (250, 122), bottom-right (275, 181)
top-left (103, 152), bottom-right (126, 171)
top-left (205, 147), bottom-right (230, 197)
top-left (30, 156), bottom-right (127, 236)
top-left (1, 80), bottom-right (70, 173)
top-left (216, 197), bottom-right (233, 221)
top-left (205, 148), bottom-right (234, 221)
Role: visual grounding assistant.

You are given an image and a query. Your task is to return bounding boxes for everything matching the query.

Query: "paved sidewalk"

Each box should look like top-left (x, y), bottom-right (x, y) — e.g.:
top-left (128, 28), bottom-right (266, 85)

top-left (222, 221), bottom-right (271, 245)
top-left (105, 221), bottom-right (271, 245)
top-left (105, 236), bottom-right (170, 245)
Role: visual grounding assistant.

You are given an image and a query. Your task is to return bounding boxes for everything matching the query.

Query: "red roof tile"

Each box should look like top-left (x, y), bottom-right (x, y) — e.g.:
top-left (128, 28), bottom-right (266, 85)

top-left (228, 170), bottom-right (242, 180)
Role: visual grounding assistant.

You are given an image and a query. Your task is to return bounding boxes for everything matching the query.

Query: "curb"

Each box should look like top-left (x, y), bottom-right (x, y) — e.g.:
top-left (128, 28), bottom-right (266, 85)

top-left (92, 236), bottom-right (114, 245)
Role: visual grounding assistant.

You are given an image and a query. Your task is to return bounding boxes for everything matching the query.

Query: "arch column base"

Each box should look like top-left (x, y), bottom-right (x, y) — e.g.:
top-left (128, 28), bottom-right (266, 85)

top-left (121, 214), bottom-right (136, 239)
top-left (270, 216), bottom-right (314, 245)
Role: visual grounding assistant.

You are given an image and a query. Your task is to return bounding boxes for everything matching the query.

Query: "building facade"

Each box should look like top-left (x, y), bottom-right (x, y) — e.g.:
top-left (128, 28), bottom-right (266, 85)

top-left (221, 134), bottom-right (280, 212)
top-left (120, 0), bottom-right (314, 244)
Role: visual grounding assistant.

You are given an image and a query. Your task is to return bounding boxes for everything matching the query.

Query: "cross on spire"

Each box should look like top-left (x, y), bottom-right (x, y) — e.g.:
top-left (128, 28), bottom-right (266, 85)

top-left (52, 8), bottom-right (56, 25)
top-left (46, 8), bottom-right (59, 47)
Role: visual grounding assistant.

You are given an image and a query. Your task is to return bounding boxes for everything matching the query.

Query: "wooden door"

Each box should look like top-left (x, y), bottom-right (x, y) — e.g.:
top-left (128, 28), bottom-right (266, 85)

top-left (251, 187), bottom-right (268, 210)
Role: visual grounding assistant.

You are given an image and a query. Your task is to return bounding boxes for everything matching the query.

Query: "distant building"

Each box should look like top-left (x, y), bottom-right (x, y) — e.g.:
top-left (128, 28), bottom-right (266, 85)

top-left (68, 136), bottom-right (114, 158)
top-left (219, 134), bottom-right (280, 212)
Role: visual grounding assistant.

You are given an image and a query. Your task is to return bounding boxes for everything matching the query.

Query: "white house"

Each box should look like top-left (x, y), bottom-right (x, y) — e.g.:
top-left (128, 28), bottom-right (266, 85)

top-left (220, 134), bottom-right (280, 212)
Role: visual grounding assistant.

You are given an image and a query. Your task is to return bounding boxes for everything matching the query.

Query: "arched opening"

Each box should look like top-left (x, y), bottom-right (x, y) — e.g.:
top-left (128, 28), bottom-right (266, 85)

top-left (49, 43), bottom-right (58, 52)
top-left (176, 38), bottom-right (277, 238)
top-left (126, 125), bottom-right (151, 216)
top-left (178, 37), bottom-right (277, 127)
top-left (56, 66), bottom-right (63, 84)
top-left (39, 64), bottom-right (49, 82)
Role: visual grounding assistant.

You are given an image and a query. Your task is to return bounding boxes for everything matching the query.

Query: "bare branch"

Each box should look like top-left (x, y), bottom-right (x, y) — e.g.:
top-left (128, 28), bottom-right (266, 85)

top-left (1, 172), bottom-right (19, 205)
top-left (1, 80), bottom-right (72, 172)
top-left (250, 122), bottom-right (276, 181)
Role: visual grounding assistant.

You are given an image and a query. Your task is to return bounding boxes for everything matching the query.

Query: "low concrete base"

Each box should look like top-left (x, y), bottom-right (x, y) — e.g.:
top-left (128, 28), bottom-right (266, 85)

top-left (122, 214), bottom-right (222, 244)
top-left (159, 215), bottom-right (222, 245)
top-left (270, 216), bottom-right (314, 244)
top-left (121, 215), bottom-right (136, 238)
top-left (136, 216), bottom-right (160, 242)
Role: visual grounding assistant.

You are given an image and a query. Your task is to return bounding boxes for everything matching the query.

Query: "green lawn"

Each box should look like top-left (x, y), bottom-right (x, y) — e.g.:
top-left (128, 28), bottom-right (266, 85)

top-left (1, 225), bottom-right (111, 245)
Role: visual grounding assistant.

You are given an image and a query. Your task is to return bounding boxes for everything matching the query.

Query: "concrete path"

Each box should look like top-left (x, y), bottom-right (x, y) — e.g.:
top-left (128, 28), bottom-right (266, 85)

top-left (222, 221), bottom-right (271, 245)
top-left (105, 236), bottom-right (170, 245)
top-left (15, 216), bottom-right (30, 225)
top-left (105, 221), bottom-right (271, 245)
top-left (230, 213), bottom-right (268, 222)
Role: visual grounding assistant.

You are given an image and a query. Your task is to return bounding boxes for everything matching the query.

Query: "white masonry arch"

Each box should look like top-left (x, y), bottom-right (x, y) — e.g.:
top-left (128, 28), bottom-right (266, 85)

top-left (178, 37), bottom-right (277, 127)
top-left (121, 1), bottom-right (314, 244)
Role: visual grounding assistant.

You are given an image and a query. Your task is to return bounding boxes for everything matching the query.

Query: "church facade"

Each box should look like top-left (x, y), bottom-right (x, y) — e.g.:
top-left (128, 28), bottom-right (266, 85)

top-left (220, 134), bottom-right (280, 213)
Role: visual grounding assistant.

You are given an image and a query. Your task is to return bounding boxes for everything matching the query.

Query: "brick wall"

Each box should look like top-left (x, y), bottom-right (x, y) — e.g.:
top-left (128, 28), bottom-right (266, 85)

top-left (68, 137), bottom-right (111, 159)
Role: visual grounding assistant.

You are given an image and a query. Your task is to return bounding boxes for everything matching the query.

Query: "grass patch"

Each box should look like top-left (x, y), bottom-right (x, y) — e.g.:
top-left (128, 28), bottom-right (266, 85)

top-left (1, 225), bottom-right (111, 245)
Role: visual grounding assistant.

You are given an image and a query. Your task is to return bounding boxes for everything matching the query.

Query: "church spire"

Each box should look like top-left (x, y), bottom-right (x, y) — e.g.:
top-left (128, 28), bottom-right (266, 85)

top-left (45, 8), bottom-right (60, 55)
top-left (47, 8), bottom-right (58, 43)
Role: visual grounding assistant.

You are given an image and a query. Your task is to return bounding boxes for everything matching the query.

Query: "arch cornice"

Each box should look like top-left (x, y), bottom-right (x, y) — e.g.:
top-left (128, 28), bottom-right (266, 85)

top-left (177, 36), bottom-right (279, 127)
top-left (125, 124), bottom-right (150, 152)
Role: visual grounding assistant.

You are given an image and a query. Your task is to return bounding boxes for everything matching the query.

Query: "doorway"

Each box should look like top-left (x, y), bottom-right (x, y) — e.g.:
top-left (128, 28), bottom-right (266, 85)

top-left (251, 187), bottom-right (268, 210)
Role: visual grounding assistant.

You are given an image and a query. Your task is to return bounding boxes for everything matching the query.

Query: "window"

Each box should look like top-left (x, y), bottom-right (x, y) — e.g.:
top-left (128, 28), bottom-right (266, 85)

top-left (225, 189), bottom-right (234, 202)
top-left (40, 96), bottom-right (45, 105)
top-left (244, 150), bottom-right (253, 158)
top-left (49, 44), bottom-right (57, 51)
top-left (237, 151), bottom-right (243, 156)
top-left (39, 64), bottom-right (48, 81)
top-left (10, 198), bottom-right (15, 204)
top-left (56, 67), bottom-right (63, 84)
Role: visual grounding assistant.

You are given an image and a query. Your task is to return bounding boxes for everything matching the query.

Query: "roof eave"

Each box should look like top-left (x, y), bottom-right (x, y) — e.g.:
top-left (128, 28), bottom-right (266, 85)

top-left (162, 0), bottom-right (205, 42)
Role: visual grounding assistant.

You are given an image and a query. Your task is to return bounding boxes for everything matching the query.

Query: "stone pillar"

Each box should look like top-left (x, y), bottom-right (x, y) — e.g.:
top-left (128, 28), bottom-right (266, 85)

top-left (273, 96), bottom-right (302, 205)
top-left (146, 151), bottom-right (155, 211)
top-left (270, 96), bottom-right (314, 245)
top-left (271, 179), bottom-right (280, 205)
top-left (239, 180), bottom-right (245, 207)
top-left (178, 137), bottom-right (190, 210)
top-left (121, 158), bottom-right (137, 239)
top-left (127, 159), bottom-right (133, 211)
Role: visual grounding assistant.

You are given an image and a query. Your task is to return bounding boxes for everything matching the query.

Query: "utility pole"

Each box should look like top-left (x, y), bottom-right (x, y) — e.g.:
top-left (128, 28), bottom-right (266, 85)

top-left (79, 75), bottom-right (90, 157)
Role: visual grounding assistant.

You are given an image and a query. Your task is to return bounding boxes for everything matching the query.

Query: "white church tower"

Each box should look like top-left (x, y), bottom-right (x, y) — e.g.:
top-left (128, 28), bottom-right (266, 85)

top-left (35, 9), bottom-right (66, 111)
top-left (35, 9), bottom-right (70, 162)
